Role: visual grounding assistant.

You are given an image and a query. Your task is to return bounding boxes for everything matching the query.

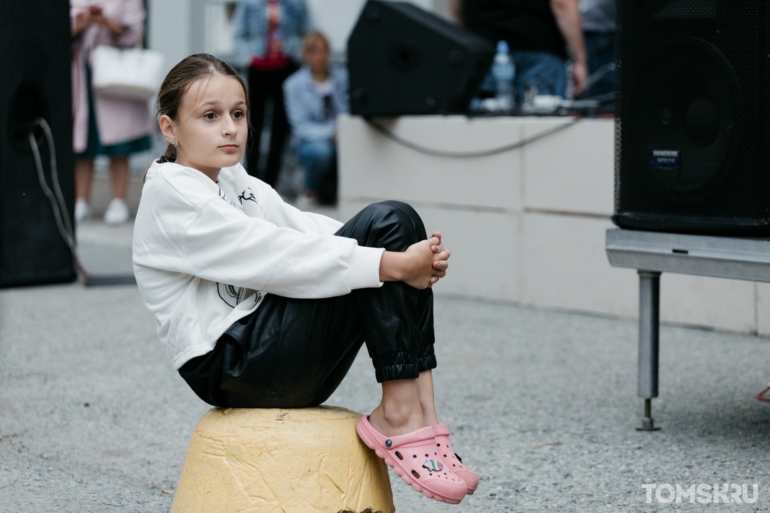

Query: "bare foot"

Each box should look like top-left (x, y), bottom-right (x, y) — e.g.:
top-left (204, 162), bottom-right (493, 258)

top-left (368, 403), bottom-right (425, 438)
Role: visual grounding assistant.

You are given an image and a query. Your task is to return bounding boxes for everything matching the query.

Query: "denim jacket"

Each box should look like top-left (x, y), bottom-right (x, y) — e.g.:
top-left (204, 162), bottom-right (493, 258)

top-left (283, 66), bottom-right (349, 143)
top-left (233, 0), bottom-right (309, 66)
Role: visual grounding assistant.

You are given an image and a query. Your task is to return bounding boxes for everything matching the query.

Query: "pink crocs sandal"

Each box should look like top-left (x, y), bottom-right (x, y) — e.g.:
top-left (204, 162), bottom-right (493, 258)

top-left (356, 415), bottom-right (468, 504)
top-left (434, 424), bottom-right (479, 494)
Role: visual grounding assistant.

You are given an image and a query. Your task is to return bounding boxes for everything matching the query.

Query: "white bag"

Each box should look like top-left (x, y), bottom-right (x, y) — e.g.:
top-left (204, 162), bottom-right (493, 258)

top-left (91, 46), bottom-right (164, 100)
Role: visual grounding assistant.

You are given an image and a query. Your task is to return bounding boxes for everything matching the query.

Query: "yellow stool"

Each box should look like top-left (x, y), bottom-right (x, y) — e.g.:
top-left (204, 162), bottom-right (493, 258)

top-left (170, 406), bottom-right (395, 513)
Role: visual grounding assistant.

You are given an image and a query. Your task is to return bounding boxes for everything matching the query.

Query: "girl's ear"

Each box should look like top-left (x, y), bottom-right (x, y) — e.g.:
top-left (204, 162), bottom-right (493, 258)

top-left (159, 114), bottom-right (177, 144)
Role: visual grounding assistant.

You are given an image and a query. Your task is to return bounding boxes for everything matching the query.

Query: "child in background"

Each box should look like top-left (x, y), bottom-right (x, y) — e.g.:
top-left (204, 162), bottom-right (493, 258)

top-left (132, 54), bottom-right (478, 504)
top-left (283, 31), bottom-right (347, 206)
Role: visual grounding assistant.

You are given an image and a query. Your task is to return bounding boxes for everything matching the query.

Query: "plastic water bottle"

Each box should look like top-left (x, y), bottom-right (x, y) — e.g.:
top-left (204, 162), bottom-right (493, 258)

top-left (492, 40), bottom-right (515, 112)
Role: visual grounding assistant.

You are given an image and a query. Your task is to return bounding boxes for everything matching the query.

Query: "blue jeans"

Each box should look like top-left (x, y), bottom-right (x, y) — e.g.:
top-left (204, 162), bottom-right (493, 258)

top-left (479, 50), bottom-right (566, 105)
top-left (296, 139), bottom-right (336, 194)
top-left (511, 50), bottom-right (567, 104)
top-left (584, 31), bottom-right (615, 98)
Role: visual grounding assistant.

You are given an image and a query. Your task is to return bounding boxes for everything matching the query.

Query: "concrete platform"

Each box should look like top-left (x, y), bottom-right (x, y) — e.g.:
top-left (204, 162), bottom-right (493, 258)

top-left (1, 198), bottom-right (770, 511)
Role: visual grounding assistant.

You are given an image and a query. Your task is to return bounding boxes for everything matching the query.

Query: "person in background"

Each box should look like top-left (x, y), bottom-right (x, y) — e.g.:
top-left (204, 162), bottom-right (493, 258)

top-left (71, 0), bottom-right (153, 224)
top-left (233, 0), bottom-right (308, 187)
top-left (580, 0), bottom-right (615, 98)
top-left (283, 32), bottom-right (348, 207)
top-left (449, 0), bottom-right (587, 103)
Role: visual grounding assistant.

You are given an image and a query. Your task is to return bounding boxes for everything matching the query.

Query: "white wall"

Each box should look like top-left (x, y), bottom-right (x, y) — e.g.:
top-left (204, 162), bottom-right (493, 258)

top-left (306, 0), bottom-right (367, 55)
top-left (148, 0), bottom-right (193, 74)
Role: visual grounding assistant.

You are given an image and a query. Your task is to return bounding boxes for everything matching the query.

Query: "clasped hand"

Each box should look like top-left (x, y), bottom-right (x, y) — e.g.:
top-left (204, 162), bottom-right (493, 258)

top-left (379, 231), bottom-right (451, 290)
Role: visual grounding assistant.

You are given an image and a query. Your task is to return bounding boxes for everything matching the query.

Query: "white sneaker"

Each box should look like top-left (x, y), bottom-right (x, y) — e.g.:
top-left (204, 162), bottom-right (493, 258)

top-left (103, 198), bottom-right (130, 224)
top-left (74, 199), bottom-right (93, 222)
top-left (295, 193), bottom-right (318, 210)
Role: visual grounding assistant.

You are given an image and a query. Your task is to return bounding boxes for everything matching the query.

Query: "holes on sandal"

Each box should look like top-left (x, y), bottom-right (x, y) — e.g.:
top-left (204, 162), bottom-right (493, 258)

top-left (411, 470), bottom-right (420, 479)
top-left (395, 451), bottom-right (403, 460)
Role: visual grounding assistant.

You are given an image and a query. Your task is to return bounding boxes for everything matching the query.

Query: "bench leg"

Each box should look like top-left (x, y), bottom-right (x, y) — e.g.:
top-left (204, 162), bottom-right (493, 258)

top-left (637, 270), bottom-right (661, 431)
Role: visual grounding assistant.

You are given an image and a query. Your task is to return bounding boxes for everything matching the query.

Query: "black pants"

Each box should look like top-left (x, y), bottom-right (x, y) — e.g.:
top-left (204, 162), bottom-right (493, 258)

top-left (246, 62), bottom-right (300, 186)
top-left (179, 201), bottom-right (437, 409)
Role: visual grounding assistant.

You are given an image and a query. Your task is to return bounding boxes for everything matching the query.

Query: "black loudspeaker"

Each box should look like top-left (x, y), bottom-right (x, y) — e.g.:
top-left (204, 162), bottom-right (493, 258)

top-left (1, 1), bottom-right (75, 287)
top-left (347, 0), bottom-right (494, 116)
top-left (613, 0), bottom-right (770, 235)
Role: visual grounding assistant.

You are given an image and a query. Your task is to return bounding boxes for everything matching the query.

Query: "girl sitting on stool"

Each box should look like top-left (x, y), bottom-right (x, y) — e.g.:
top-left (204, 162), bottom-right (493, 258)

top-left (132, 54), bottom-right (478, 504)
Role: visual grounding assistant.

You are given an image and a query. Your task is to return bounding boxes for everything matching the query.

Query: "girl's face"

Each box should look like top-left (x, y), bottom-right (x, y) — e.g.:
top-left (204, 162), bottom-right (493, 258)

top-left (304, 39), bottom-right (330, 75)
top-left (160, 73), bottom-right (248, 179)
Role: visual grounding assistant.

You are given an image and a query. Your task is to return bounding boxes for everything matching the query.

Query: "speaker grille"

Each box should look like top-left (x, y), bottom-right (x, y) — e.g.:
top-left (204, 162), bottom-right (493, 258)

top-left (614, 0), bottom-right (770, 234)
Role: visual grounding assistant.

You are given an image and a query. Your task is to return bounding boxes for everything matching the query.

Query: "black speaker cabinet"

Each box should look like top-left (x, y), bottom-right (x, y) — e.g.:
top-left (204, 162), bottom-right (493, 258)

top-left (613, 0), bottom-right (770, 235)
top-left (348, 0), bottom-right (494, 116)
top-left (1, 1), bottom-right (75, 287)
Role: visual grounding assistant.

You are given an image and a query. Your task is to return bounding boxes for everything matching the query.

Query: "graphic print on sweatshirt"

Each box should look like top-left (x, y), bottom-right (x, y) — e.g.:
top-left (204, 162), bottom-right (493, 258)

top-left (238, 187), bottom-right (257, 205)
top-left (217, 283), bottom-right (262, 308)
top-left (215, 185), bottom-right (262, 307)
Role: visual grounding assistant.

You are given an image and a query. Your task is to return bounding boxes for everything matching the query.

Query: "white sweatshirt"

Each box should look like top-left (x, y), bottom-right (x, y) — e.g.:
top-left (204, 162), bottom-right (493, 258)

top-left (132, 160), bottom-right (384, 370)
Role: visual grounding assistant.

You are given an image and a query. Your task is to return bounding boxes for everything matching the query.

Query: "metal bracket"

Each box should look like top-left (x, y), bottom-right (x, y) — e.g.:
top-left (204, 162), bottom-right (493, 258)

top-left (636, 398), bottom-right (661, 431)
